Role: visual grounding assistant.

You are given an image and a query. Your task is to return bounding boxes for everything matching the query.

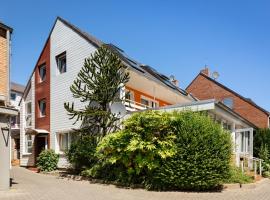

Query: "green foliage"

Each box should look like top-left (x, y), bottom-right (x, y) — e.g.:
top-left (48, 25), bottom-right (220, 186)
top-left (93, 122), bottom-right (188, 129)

top-left (37, 149), bottom-right (59, 172)
top-left (66, 135), bottom-right (98, 172)
top-left (91, 111), bottom-right (176, 184)
top-left (223, 167), bottom-right (253, 184)
top-left (87, 111), bottom-right (232, 190)
top-left (254, 129), bottom-right (270, 177)
top-left (258, 144), bottom-right (270, 177)
top-left (254, 129), bottom-right (270, 158)
top-left (64, 45), bottom-right (130, 140)
top-left (152, 111), bottom-right (232, 190)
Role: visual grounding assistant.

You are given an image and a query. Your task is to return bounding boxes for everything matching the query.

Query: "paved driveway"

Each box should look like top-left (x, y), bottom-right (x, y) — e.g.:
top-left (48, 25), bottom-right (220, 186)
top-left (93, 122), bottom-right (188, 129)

top-left (1, 167), bottom-right (270, 200)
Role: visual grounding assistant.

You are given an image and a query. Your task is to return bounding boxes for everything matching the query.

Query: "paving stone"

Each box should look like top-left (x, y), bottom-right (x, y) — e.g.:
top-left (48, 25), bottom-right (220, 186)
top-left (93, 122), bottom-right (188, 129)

top-left (0, 167), bottom-right (270, 200)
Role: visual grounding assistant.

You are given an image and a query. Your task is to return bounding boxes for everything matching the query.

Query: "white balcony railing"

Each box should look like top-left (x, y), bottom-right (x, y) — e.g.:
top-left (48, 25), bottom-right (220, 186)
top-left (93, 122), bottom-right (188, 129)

top-left (124, 99), bottom-right (150, 111)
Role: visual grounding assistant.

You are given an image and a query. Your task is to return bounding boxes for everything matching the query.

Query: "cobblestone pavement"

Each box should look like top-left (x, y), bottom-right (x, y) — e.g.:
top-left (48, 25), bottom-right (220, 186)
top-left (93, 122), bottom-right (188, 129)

top-left (1, 167), bottom-right (270, 200)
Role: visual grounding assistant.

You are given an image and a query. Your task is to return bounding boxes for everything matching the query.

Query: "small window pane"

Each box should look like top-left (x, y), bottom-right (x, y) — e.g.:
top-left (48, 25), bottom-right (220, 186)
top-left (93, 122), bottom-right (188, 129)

top-left (56, 53), bottom-right (66, 74)
top-left (25, 135), bottom-right (33, 153)
top-left (10, 93), bottom-right (16, 100)
top-left (223, 97), bottom-right (233, 109)
top-left (39, 99), bottom-right (46, 117)
top-left (141, 98), bottom-right (149, 107)
top-left (39, 64), bottom-right (46, 82)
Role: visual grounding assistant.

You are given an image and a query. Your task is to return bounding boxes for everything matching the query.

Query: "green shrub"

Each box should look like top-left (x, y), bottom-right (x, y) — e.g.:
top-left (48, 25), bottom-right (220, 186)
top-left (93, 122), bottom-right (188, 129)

top-left (90, 111), bottom-right (232, 190)
top-left (223, 167), bottom-right (253, 184)
top-left (91, 111), bottom-right (176, 184)
top-left (37, 149), bottom-right (59, 172)
top-left (66, 135), bottom-right (98, 172)
top-left (254, 129), bottom-right (270, 158)
top-left (258, 144), bottom-right (270, 177)
top-left (152, 111), bottom-right (232, 190)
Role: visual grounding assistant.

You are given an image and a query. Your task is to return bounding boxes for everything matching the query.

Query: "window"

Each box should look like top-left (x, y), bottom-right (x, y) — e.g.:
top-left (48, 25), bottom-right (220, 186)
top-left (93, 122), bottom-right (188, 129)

top-left (58, 132), bottom-right (77, 152)
top-left (223, 97), bottom-right (234, 109)
top-left (125, 90), bottom-right (134, 102)
top-left (56, 52), bottom-right (66, 74)
top-left (141, 98), bottom-right (149, 107)
top-left (26, 102), bottom-right (32, 127)
top-left (25, 135), bottom-right (33, 154)
top-left (140, 96), bottom-right (159, 108)
top-left (240, 131), bottom-right (250, 153)
top-left (58, 133), bottom-right (69, 152)
top-left (11, 116), bottom-right (17, 127)
top-left (39, 99), bottom-right (46, 117)
top-left (39, 64), bottom-right (46, 82)
top-left (10, 92), bottom-right (16, 101)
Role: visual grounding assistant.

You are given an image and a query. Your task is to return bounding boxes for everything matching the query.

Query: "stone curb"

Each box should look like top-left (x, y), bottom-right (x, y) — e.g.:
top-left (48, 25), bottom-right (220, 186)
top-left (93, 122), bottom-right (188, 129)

top-left (223, 178), bottom-right (268, 190)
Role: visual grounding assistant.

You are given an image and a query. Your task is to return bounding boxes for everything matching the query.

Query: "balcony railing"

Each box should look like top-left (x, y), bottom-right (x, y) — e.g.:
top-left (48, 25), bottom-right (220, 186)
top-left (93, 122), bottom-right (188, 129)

top-left (124, 99), bottom-right (151, 111)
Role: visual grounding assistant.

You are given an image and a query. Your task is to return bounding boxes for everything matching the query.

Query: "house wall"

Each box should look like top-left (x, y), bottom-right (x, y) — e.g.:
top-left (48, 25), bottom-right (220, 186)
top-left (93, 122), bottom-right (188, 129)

top-left (125, 86), bottom-right (170, 107)
top-left (50, 20), bottom-right (98, 167)
top-left (186, 73), bottom-right (269, 128)
top-left (0, 27), bottom-right (9, 100)
top-left (34, 39), bottom-right (50, 145)
top-left (10, 91), bottom-right (23, 109)
top-left (20, 75), bottom-right (36, 166)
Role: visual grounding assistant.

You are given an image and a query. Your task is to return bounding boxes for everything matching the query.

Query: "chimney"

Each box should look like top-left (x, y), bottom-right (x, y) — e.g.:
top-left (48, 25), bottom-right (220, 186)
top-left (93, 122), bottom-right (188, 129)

top-left (200, 66), bottom-right (210, 76)
top-left (172, 79), bottom-right (179, 87)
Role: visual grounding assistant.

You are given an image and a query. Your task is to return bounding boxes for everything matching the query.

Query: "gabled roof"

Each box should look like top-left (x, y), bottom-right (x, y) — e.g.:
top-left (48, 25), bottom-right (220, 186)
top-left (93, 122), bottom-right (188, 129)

top-left (0, 21), bottom-right (13, 33)
top-left (186, 72), bottom-right (270, 116)
top-left (11, 82), bottom-right (25, 93)
top-left (21, 17), bottom-right (190, 102)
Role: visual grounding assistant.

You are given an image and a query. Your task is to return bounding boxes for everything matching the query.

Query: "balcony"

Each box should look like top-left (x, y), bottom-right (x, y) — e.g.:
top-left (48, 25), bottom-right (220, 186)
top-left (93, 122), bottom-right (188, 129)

top-left (124, 99), bottom-right (150, 111)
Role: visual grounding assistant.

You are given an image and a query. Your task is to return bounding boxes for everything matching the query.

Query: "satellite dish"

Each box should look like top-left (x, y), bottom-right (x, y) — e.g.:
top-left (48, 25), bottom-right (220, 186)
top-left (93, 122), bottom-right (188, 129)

top-left (212, 71), bottom-right (220, 80)
top-left (110, 102), bottom-right (127, 118)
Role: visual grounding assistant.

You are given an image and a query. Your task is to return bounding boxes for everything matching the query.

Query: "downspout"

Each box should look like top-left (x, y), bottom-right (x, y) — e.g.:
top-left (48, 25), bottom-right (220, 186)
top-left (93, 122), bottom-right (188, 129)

top-left (6, 30), bottom-right (11, 104)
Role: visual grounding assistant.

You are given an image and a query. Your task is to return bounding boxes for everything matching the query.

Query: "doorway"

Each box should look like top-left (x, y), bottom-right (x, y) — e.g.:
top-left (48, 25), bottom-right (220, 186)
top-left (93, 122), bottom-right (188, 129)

top-left (35, 136), bottom-right (47, 162)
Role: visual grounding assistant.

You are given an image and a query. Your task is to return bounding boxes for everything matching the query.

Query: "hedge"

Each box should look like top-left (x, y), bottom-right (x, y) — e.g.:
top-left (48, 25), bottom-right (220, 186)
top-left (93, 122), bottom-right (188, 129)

top-left (85, 111), bottom-right (232, 190)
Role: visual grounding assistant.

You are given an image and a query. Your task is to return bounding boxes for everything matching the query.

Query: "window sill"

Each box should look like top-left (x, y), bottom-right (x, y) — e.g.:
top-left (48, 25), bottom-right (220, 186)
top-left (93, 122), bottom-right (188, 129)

top-left (22, 153), bottom-right (32, 156)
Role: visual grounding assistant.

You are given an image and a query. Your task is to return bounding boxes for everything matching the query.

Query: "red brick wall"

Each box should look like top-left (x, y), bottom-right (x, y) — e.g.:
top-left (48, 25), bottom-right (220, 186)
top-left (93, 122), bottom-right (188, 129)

top-left (187, 73), bottom-right (269, 128)
top-left (34, 38), bottom-right (50, 145)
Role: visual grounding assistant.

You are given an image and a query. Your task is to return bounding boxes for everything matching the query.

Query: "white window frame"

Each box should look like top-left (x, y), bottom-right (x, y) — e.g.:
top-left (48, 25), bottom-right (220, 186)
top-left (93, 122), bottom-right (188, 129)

top-left (39, 64), bottom-right (46, 82)
top-left (56, 52), bottom-right (67, 74)
top-left (25, 101), bottom-right (32, 127)
top-left (57, 132), bottom-right (77, 154)
top-left (24, 135), bottom-right (33, 154)
top-left (125, 90), bottom-right (135, 102)
top-left (39, 99), bottom-right (46, 117)
top-left (140, 95), bottom-right (159, 108)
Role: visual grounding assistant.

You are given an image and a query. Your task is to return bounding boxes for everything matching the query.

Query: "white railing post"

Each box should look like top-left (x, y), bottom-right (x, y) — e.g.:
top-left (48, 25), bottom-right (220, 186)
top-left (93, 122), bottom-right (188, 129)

top-left (260, 160), bottom-right (262, 176)
top-left (254, 161), bottom-right (257, 179)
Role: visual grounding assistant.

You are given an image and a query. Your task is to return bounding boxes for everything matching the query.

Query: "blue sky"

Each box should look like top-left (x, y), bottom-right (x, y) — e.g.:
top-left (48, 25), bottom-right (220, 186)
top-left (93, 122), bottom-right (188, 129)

top-left (1, 0), bottom-right (270, 110)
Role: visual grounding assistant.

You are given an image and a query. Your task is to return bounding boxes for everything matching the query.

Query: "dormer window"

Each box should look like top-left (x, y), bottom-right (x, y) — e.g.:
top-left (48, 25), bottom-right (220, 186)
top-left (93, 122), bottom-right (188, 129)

top-left (56, 52), bottom-right (66, 74)
top-left (39, 64), bottom-right (46, 82)
top-left (223, 97), bottom-right (234, 109)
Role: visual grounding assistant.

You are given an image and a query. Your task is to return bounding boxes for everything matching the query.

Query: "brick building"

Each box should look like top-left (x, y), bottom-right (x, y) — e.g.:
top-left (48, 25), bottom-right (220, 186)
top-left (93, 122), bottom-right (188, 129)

top-left (186, 68), bottom-right (270, 129)
top-left (0, 21), bottom-right (12, 103)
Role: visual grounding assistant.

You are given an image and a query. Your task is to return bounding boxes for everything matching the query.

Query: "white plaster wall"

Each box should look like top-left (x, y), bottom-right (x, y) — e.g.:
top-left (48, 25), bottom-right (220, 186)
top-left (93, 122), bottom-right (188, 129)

top-left (50, 20), bottom-right (97, 167)
top-left (20, 74), bottom-right (35, 166)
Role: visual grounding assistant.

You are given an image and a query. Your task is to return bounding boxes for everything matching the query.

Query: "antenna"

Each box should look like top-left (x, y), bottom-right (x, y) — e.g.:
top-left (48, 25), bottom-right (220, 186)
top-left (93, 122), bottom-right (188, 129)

top-left (212, 71), bottom-right (220, 80)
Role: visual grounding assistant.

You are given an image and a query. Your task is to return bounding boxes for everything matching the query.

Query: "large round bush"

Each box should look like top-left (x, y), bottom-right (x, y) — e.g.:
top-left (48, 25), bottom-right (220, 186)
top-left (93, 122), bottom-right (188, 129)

top-left (37, 149), bottom-right (59, 172)
top-left (152, 111), bottom-right (232, 190)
